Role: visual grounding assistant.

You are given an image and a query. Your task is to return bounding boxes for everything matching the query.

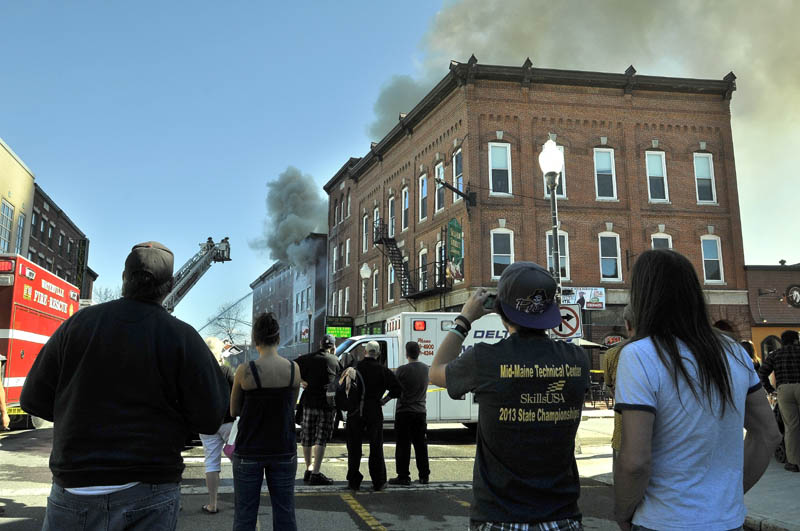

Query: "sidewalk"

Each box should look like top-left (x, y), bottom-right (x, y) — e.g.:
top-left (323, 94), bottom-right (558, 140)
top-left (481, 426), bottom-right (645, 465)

top-left (576, 411), bottom-right (800, 531)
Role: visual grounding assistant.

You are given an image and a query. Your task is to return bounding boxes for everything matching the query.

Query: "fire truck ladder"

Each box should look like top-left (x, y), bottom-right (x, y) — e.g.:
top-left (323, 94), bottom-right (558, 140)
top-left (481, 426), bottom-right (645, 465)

top-left (162, 237), bottom-right (231, 313)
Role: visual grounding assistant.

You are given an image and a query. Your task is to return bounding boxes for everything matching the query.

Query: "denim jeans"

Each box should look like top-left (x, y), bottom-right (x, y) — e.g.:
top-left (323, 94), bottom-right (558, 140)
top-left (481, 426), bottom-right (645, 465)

top-left (631, 526), bottom-right (742, 531)
top-left (43, 482), bottom-right (180, 531)
top-left (232, 453), bottom-right (297, 531)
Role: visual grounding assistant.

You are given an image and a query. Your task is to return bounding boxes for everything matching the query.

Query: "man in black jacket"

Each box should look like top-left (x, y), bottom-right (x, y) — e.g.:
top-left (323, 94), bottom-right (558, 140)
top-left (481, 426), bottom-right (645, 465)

top-left (344, 340), bottom-right (401, 491)
top-left (21, 241), bottom-right (229, 531)
top-left (296, 334), bottom-right (340, 485)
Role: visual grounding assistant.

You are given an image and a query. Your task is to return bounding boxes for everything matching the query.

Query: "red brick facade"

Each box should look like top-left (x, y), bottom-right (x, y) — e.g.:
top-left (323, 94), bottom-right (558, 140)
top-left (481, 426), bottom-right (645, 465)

top-left (324, 60), bottom-right (749, 344)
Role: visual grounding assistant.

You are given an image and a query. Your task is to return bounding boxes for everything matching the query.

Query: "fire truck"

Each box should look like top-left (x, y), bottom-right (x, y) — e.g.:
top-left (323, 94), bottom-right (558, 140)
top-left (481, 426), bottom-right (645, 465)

top-left (0, 254), bottom-right (80, 422)
top-left (1, 237), bottom-right (231, 427)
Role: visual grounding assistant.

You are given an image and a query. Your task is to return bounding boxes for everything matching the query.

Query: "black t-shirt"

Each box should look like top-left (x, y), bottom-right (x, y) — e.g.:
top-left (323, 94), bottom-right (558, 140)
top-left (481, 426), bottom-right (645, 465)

top-left (353, 357), bottom-right (402, 420)
top-left (296, 350), bottom-right (339, 410)
top-left (220, 364), bottom-right (235, 423)
top-left (395, 361), bottom-right (429, 415)
top-left (446, 333), bottom-right (590, 524)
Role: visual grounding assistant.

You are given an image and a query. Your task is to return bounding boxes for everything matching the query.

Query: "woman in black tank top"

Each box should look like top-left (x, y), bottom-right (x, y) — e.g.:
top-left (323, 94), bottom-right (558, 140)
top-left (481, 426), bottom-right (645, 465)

top-left (230, 313), bottom-right (300, 531)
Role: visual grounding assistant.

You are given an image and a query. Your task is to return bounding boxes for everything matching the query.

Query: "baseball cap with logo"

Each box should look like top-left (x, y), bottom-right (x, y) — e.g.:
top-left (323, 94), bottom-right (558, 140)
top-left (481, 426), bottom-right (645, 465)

top-left (497, 261), bottom-right (561, 329)
top-left (124, 241), bottom-right (174, 284)
top-left (321, 334), bottom-right (336, 348)
top-left (365, 340), bottom-right (380, 354)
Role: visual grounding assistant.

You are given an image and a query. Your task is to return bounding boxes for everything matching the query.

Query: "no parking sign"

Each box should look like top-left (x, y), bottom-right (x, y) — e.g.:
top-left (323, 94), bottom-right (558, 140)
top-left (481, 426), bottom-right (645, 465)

top-left (551, 304), bottom-right (583, 339)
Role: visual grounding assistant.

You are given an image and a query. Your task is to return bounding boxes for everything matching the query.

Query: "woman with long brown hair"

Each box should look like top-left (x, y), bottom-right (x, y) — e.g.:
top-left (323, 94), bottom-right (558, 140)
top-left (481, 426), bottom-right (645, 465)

top-left (613, 249), bottom-right (781, 531)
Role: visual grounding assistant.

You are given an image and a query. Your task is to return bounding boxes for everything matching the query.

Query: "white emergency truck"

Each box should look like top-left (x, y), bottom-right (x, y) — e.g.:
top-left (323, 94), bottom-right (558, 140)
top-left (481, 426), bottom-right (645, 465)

top-left (334, 311), bottom-right (506, 427)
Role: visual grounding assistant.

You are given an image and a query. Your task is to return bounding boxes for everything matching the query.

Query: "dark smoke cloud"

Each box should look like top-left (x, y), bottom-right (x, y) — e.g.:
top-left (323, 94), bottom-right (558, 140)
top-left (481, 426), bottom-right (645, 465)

top-left (250, 166), bottom-right (328, 269)
top-left (367, 0), bottom-right (800, 263)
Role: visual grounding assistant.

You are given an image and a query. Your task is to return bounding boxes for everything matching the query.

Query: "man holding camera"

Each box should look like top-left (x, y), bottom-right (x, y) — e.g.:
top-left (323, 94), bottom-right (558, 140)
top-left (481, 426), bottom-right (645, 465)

top-left (430, 262), bottom-right (589, 531)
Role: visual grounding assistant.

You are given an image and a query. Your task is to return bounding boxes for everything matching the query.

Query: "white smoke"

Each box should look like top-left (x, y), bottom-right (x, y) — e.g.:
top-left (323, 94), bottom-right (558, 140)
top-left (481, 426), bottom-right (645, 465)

top-left (205, 336), bottom-right (224, 361)
top-left (250, 166), bottom-right (328, 269)
top-left (367, 0), bottom-right (800, 263)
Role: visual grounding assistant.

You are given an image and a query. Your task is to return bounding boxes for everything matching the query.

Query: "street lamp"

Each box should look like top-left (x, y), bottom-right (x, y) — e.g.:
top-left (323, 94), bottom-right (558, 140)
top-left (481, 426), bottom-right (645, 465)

top-left (359, 263), bottom-right (372, 335)
top-left (538, 138), bottom-right (565, 303)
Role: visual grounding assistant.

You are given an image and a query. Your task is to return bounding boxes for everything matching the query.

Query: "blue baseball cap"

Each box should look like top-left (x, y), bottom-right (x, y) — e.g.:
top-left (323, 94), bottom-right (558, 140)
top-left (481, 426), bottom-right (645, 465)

top-left (497, 262), bottom-right (561, 329)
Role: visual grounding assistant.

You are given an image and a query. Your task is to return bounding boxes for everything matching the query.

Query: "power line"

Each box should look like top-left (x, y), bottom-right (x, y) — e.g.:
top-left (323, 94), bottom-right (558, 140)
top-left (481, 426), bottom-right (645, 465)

top-left (197, 291), bottom-right (253, 333)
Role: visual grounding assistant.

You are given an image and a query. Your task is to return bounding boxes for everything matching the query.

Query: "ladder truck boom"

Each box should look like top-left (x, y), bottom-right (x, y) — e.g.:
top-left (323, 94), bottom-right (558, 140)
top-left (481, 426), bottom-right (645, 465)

top-left (162, 237), bottom-right (231, 313)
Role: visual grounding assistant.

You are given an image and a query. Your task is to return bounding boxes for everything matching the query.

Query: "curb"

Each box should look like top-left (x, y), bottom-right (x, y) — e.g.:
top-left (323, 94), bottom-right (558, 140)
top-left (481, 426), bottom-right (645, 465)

top-left (745, 513), bottom-right (800, 531)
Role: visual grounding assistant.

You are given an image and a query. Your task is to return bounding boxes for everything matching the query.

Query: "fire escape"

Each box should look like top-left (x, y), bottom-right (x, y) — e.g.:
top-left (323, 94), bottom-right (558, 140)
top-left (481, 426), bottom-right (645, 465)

top-left (373, 220), bottom-right (451, 302)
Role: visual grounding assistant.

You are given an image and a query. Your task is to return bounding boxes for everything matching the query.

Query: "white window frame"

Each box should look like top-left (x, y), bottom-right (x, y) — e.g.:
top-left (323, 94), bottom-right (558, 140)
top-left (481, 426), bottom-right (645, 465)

top-left (331, 244), bottom-right (337, 273)
top-left (344, 286), bottom-right (350, 315)
top-left (338, 289), bottom-right (344, 317)
top-left (373, 206), bottom-right (380, 247)
top-left (598, 232), bottom-right (622, 282)
top-left (334, 203), bottom-right (340, 225)
top-left (701, 235), bottom-right (725, 284)
top-left (388, 196), bottom-right (396, 238)
top-left (593, 148), bottom-right (618, 200)
top-left (435, 241), bottom-right (444, 285)
top-left (331, 290), bottom-right (337, 316)
top-left (490, 228), bottom-right (514, 280)
top-left (372, 270), bottom-right (379, 307)
top-left (401, 187), bottom-right (409, 231)
top-left (418, 249), bottom-right (428, 290)
top-left (645, 150), bottom-right (670, 203)
top-left (418, 174), bottom-right (428, 222)
top-left (488, 142), bottom-right (513, 196)
top-left (362, 214), bottom-right (369, 253)
top-left (650, 233), bottom-right (673, 250)
top-left (346, 190), bottom-right (351, 217)
top-left (693, 153), bottom-right (717, 204)
top-left (452, 149), bottom-right (463, 202)
top-left (546, 230), bottom-right (571, 281)
top-left (340, 196), bottom-right (345, 224)
top-left (387, 264), bottom-right (395, 302)
top-left (543, 145), bottom-right (566, 199)
top-left (345, 238), bottom-right (351, 266)
top-left (435, 162), bottom-right (445, 212)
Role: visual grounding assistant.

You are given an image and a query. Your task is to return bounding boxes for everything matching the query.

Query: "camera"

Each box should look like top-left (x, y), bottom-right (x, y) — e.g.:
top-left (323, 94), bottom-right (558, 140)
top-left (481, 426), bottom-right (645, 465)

top-left (483, 293), bottom-right (497, 310)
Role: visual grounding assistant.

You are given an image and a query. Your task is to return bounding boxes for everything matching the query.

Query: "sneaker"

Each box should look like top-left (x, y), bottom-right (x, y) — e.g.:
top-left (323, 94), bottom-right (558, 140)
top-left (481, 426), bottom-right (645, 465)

top-left (372, 481), bottom-right (387, 491)
top-left (303, 470), bottom-right (312, 483)
top-left (419, 476), bottom-right (429, 485)
top-left (785, 463), bottom-right (800, 472)
top-left (309, 472), bottom-right (335, 485)
top-left (388, 476), bottom-right (411, 486)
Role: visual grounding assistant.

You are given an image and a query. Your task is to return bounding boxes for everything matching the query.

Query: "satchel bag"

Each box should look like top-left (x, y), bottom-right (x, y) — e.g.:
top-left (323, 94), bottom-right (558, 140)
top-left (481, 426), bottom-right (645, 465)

top-left (222, 417), bottom-right (239, 459)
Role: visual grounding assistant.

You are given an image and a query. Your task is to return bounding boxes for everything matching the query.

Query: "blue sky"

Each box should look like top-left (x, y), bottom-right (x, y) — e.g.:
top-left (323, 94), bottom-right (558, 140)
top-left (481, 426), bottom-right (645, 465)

top-left (2, 1), bottom-right (798, 332)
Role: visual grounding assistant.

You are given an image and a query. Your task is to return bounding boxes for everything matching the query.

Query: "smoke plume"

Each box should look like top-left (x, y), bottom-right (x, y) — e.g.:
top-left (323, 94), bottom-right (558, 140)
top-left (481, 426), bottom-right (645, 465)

top-left (251, 166), bottom-right (328, 269)
top-left (367, 0), bottom-right (800, 263)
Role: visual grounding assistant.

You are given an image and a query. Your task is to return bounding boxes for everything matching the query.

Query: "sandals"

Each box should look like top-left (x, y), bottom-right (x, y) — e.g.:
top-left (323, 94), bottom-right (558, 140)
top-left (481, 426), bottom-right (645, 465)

top-left (202, 505), bottom-right (219, 514)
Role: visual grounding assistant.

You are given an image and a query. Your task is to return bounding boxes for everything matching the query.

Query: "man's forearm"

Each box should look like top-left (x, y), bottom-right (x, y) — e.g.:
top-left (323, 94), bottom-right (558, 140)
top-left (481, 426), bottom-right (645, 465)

top-left (430, 330), bottom-right (464, 387)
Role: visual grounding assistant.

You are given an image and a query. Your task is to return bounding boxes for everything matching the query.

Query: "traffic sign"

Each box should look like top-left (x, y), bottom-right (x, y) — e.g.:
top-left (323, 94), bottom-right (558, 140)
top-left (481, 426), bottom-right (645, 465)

top-left (551, 304), bottom-right (583, 339)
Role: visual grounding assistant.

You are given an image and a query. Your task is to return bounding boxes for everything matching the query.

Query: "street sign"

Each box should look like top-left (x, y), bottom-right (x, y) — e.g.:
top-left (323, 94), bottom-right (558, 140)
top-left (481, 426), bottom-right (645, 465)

top-left (551, 304), bottom-right (583, 339)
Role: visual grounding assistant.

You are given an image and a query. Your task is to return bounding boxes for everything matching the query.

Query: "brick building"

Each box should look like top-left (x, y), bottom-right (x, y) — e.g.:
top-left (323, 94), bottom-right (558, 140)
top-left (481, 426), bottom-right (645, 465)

top-left (745, 262), bottom-right (800, 359)
top-left (28, 183), bottom-right (95, 300)
top-left (250, 233), bottom-right (328, 360)
top-left (324, 57), bottom-right (749, 346)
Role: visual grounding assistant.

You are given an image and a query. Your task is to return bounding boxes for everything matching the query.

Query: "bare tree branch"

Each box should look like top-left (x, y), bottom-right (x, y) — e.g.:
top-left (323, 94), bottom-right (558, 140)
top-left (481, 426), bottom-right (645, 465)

top-left (206, 300), bottom-right (251, 345)
top-left (93, 285), bottom-right (121, 304)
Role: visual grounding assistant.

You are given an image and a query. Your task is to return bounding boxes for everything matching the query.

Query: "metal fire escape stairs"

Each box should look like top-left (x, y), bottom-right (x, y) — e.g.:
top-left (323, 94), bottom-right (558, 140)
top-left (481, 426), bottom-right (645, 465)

top-left (162, 237), bottom-right (232, 313)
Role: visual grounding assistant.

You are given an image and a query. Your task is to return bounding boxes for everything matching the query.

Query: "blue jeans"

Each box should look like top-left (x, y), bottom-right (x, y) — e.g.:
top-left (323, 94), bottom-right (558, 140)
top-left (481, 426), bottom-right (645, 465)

top-left (632, 526), bottom-right (742, 531)
top-left (43, 482), bottom-right (180, 531)
top-left (232, 453), bottom-right (297, 531)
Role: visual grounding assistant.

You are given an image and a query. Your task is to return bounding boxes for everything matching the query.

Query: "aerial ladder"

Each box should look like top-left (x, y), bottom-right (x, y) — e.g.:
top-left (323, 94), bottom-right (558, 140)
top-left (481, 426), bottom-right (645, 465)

top-left (162, 237), bottom-right (231, 313)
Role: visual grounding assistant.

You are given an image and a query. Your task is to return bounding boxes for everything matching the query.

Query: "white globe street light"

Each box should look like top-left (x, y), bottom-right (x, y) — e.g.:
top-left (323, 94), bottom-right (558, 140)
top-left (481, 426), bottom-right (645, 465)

top-left (538, 138), bottom-right (565, 302)
top-left (359, 263), bottom-right (372, 334)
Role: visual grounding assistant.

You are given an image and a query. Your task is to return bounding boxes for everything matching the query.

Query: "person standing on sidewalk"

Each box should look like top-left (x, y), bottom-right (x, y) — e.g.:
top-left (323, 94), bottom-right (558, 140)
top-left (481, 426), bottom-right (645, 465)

top-left (602, 305), bottom-right (634, 468)
top-left (388, 341), bottom-right (430, 486)
top-left (198, 340), bottom-right (236, 514)
top-left (20, 241), bottom-right (230, 531)
top-left (343, 340), bottom-right (402, 491)
top-left (758, 329), bottom-right (800, 472)
top-left (430, 262), bottom-right (589, 530)
top-left (613, 250), bottom-right (782, 531)
top-left (295, 334), bottom-right (340, 485)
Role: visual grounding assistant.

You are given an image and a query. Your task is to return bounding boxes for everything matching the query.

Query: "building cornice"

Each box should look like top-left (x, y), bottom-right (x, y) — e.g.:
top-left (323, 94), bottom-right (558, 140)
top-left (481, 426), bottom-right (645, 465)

top-left (327, 57), bottom-right (737, 192)
top-left (0, 137), bottom-right (35, 179)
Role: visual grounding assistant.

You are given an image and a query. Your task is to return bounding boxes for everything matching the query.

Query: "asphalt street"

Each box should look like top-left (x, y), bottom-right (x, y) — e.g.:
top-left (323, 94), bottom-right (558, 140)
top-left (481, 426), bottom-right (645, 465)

top-left (0, 420), bottom-right (621, 530)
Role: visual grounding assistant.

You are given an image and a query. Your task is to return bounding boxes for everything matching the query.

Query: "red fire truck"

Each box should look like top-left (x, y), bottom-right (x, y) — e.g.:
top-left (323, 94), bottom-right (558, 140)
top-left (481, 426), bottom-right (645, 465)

top-left (0, 254), bottom-right (80, 422)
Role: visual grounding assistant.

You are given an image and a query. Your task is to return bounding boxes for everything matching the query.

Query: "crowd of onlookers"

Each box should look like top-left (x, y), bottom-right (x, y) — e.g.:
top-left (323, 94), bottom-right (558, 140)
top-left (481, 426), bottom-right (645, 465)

top-left (10, 240), bottom-right (799, 531)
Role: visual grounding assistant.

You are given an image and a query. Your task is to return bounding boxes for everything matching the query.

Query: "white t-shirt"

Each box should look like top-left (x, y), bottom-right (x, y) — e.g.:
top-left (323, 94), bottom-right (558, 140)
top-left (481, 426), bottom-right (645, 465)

top-left (615, 336), bottom-right (762, 531)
